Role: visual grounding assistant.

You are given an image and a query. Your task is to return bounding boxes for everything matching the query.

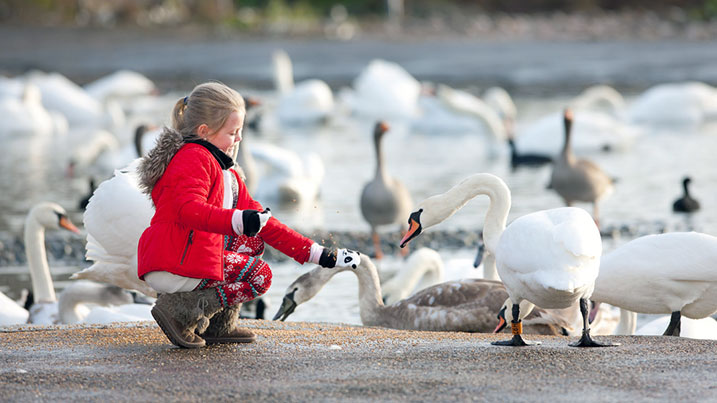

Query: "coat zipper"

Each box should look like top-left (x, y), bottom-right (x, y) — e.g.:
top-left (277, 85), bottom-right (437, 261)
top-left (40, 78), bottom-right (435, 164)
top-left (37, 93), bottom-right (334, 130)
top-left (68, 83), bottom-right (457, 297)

top-left (180, 230), bottom-right (194, 265)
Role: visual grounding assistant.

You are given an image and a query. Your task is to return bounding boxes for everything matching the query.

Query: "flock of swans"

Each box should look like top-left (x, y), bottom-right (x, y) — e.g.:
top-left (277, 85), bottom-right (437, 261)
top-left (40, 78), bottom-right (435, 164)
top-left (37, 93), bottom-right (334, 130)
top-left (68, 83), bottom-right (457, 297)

top-left (1, 51), bottom-right (716, 342)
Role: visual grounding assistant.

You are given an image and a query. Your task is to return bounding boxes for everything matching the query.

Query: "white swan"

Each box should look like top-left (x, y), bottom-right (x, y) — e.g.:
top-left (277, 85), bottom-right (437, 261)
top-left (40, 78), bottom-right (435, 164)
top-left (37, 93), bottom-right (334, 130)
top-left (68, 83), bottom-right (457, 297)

top-left (380, 248), bottom-right (445, 305)
top-left (24, 70), bottom-right (125, 129)
top-left (636, 315), bottom-right (717, 340)
top-left (0, 291), bottom-right (29, 326)
top-left (435, 84), bottom-right (508, 156)
top-left (73, 159), bottom-right (157, 297)
top-left (627, 81), bottom-right (717, 127)
top-left (16, 202), bottom-right (139, 325)
top-left (250, 142), bottom-right (325, 206)
top-left (84, 69), bottom-right (157, 103)
top-left (274, 252), bottom-right (571, 335)
top-left (0, 80), bottom-right (68, 140)
top-left (272, 49), bottom-right (334, 126)
top-left (57, 280), bottom-right (152, 324)
top-left (591, 232), bottom-right (717, 337)
top-left (339, 59), bottom-right (421, 119)
top-left (399, 173), bottom-right (615, 347)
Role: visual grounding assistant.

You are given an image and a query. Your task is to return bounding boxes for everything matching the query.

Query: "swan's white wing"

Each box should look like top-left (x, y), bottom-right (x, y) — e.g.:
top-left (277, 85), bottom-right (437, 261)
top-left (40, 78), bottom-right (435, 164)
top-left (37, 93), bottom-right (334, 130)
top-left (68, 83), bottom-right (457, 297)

top-left (76, 159), bottom-right (156, 297)
top-left (347, 59), bottom-right (421, 119)
top-left (250, 142), bottom-right (305, 177)
top-left (595, 232), bottom-right (717, 316)
top-left (497, 207), bottom-right (601, 296)
top-left (84, 70), bottom-right (156, 101)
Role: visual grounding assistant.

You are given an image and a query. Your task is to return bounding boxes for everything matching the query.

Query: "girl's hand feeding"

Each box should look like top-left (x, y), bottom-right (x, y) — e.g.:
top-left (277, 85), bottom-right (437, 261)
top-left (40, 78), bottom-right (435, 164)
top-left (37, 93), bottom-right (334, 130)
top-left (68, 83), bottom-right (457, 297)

top-left (232, 208), bottom-right (272, 237)
top-left (319, 248), bottom-right (361, 269)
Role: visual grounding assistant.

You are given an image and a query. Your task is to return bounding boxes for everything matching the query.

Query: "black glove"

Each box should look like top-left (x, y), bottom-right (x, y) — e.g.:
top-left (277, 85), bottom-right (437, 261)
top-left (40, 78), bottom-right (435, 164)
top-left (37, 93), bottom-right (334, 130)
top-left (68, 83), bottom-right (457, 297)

top-left (319, 248), bottom-right (360, 269)
top-left (232, 208), bottom-right (271, 237)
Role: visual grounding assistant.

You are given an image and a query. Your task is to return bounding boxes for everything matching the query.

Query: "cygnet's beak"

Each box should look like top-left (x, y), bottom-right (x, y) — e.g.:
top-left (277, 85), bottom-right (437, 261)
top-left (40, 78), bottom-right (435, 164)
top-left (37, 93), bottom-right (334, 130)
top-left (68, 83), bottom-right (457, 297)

top-left (272, 295), bottom-right (297, 321)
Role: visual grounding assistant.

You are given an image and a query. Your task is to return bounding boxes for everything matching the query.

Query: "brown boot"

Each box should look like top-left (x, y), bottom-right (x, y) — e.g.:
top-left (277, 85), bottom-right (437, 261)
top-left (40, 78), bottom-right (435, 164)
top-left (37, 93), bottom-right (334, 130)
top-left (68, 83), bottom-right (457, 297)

top-left (200, 303), bottom-right (256, 344)
top-left (151, 290), bottom-right (224, 349)
top-left (151, 299), bottom-right (206, 349)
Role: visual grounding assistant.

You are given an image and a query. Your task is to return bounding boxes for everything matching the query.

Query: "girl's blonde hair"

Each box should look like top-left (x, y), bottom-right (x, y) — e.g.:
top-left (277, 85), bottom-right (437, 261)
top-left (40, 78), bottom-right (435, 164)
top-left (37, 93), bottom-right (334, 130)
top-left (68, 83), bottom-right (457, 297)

top-left (171, 82), bottom-right (246, 142)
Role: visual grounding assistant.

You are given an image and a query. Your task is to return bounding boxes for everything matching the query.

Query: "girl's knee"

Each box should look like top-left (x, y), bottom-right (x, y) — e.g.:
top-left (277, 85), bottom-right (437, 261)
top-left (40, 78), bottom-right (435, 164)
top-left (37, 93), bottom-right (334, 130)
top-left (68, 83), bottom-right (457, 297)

top-left (251, 264), bottom-right (272, 295)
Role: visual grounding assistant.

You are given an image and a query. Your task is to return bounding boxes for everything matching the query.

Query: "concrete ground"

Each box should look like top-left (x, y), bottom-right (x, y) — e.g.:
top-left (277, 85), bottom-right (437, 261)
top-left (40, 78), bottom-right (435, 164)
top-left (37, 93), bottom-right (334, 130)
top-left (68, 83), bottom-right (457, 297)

top-left (2, 320), bottom-right (716, 402)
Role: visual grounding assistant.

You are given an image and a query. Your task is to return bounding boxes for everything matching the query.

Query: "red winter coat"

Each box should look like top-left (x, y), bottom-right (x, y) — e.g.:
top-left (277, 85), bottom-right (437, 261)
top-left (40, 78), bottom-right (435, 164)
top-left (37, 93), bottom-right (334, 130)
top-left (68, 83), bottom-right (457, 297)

top-left (137, 143), bottom-right (313, 281)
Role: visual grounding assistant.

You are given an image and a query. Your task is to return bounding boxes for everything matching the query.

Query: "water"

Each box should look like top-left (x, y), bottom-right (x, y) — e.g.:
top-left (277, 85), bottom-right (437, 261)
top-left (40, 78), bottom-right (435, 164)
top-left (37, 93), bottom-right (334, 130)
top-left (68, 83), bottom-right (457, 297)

top-left (2, 33), bottom-right (717, 329)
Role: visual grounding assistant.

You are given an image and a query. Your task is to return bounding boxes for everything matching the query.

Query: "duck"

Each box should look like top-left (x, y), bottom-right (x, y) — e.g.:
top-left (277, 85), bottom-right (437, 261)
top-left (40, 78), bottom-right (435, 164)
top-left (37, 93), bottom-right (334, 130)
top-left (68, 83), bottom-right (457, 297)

top-left (360, 121), bottom-right (413, 259)
top-left (380, 248), bottom-right (445, 305)
top-left (672, 176), bottom-right (700, 213)
top-left (590, 232), bottom-right (717, 337)
top-left (399, 173), bottom-right (615, 347)
top-left (73, 159), bottom-right (157, 297)
top-left (549, 108), bottom-right (614, 227)
top-left (272, 49), bottom-right (334, 126)
top-left (273, 252), bottom-right (571, 335)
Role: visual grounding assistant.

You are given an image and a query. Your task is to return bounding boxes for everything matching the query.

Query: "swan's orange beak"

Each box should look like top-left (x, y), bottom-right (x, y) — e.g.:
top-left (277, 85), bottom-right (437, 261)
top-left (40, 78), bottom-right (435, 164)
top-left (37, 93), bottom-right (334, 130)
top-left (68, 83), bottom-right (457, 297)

top-left (59, 216), bottom-right (81, 234)
top-left (399, 209), bottom-right (423, 248)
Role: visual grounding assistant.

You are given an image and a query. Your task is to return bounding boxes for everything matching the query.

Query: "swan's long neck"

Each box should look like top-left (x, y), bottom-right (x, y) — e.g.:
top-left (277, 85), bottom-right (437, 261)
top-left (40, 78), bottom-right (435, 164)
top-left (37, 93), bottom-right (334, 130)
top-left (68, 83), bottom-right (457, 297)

top-left (24, 214), bottom-right (56, 303)
top-left (273, 50), bottom-right (295, 95)
top-left (426, 174), bottom-right (510, 255)
top-left (386, 257), bottom-right (441, 296)
top-left (354, 261), bottom-right (386, 326)
top-left (614, 308), bottom-right (637, 335)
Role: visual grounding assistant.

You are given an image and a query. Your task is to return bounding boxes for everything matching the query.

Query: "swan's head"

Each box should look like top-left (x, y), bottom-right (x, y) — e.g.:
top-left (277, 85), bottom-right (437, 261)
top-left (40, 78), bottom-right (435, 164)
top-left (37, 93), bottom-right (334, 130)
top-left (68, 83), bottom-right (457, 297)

top-left (682, 176), bottom-right (692, 188)
top-left (493, 298), bottom-right (536, 333)
top-left (399, 191), bottom-right (453, 248)
top-left (272, 255), bottom-right (363, 321)
top-left (27, 202), bottom-right (80, 234)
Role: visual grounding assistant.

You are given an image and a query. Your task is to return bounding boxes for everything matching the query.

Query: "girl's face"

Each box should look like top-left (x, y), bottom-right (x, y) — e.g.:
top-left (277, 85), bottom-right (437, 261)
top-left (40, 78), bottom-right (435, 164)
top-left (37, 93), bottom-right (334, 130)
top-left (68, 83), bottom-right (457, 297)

top-left (202, 110), bottom-right (244, 154)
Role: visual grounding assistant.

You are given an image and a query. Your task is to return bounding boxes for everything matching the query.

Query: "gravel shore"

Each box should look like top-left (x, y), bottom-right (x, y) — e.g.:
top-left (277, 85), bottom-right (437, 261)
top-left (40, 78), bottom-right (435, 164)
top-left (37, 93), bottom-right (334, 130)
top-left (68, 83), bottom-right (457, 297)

top-left (1, 320), bottom-right (716, 401)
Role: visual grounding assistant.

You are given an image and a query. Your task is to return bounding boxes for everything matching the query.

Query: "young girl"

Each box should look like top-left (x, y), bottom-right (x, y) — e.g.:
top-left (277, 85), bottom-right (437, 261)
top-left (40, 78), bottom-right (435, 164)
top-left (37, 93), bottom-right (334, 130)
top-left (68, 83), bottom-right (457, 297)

top-left (137, 82), bottom-right (359, 349)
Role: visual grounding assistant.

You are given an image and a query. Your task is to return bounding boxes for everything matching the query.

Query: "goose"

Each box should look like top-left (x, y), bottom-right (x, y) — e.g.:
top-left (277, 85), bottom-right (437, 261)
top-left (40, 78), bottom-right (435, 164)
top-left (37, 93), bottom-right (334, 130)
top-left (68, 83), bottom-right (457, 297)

top-left (360, 121), bottom-right (413, 259)
top-left (672, 176), bottom-right (700, 213)
top-left (549, 108), bottom-right (614, 227)
top-left (590, 232), bottom-right (717, 337)
top-left (380, 248), bottom-right (445, 305)
top-left (272, 49), bottom-right (334, 126)
top-left (73, 159), bottom-right (158, 297)
top-left (273, 253), bottom-right (571, 335)
top-left (627, 81), bottom-right (717, 127)
top-left (399, 173), bottom-right (615, 347)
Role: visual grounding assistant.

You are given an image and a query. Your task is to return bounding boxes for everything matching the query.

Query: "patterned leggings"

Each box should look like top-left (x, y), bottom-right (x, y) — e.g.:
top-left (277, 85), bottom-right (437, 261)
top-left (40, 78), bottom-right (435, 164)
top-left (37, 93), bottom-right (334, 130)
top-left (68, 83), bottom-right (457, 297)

top-left (194, 235), bottom-right (272, 308)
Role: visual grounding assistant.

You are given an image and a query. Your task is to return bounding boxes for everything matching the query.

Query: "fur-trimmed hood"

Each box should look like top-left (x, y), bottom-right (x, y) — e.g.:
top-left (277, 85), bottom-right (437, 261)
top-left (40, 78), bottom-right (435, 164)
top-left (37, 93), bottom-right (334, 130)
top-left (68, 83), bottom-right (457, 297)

top-left (137, 127), bottom-right (245, 196)
top-left (137, 127), bottom-right (188, 196)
